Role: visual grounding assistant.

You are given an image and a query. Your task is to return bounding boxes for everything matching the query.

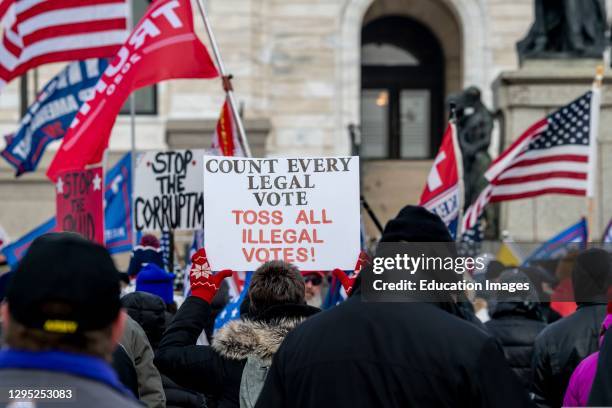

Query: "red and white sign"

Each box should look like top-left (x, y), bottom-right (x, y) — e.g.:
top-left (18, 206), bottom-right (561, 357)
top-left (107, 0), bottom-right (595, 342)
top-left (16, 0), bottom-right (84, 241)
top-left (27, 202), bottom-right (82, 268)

top-left (56, 166), bottom-right (104, 244)
top-left (47, 0), bottom-right (218, 181)
top-left (203, 156), bottom-right (361, 271)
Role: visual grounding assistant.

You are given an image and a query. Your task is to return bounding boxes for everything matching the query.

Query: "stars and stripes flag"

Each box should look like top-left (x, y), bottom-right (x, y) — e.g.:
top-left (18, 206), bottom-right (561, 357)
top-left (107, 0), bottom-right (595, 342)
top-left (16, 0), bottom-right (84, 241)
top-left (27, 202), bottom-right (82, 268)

top-left (419, 122), bottom-right (464, 239)
top-left (463, 90), bottom-right (600, 231)
top-left (0, 0), bottom-right (129, 90)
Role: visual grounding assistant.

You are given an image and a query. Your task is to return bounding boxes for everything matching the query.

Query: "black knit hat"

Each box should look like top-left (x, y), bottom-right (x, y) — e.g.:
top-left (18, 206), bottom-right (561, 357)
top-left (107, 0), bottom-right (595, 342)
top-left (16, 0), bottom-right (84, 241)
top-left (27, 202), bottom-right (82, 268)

top-left (380, 205), bottom-right (453, 243)
top-left (7, 232), bottom-right (122, 334)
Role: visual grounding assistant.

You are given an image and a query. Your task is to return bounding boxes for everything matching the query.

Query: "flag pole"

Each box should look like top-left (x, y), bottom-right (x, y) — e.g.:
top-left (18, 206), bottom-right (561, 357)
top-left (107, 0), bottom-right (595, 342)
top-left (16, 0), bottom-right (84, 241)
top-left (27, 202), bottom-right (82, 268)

top-left (587, 65), bottom-right (604, 242)
top-left (194, 0), bottom-right (253, 158)
top-left (449, 103), bottom-right (465, 241)
top-left (128, 0), bottom-right (137, 247)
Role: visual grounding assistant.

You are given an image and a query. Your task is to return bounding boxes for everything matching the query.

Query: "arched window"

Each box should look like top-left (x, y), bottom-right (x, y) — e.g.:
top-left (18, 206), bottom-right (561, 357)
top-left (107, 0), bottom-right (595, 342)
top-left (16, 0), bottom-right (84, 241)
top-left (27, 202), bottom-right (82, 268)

top-left (360, 16), bottom-right (445, 159)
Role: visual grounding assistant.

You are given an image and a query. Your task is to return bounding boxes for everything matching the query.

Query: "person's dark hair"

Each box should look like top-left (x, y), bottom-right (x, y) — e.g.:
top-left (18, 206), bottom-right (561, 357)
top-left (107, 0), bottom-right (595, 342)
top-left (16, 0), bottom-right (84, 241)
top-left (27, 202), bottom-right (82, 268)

top-left (248, 261), bottom-right (305, 315)
top-left (572, 249), bottom-right (611, 301)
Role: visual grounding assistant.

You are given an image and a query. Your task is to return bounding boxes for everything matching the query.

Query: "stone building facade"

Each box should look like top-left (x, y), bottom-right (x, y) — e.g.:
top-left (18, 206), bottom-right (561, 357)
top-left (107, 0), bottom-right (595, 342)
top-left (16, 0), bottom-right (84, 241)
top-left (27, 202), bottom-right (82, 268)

top-left (0, 0), bottom-right (611, 244)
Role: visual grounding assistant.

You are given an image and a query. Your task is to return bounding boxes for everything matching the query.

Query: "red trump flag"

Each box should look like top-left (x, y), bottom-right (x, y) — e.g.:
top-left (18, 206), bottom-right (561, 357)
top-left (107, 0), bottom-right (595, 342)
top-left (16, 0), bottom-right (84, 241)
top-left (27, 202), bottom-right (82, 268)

top-left (47, 0), bottom-right (218, 181)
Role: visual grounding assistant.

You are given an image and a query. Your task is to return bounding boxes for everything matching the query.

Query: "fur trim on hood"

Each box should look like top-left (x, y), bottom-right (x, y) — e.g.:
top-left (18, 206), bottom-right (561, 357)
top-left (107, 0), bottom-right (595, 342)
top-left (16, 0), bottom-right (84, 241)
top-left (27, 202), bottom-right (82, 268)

top-left (212, 316), bottom-right (306, 363)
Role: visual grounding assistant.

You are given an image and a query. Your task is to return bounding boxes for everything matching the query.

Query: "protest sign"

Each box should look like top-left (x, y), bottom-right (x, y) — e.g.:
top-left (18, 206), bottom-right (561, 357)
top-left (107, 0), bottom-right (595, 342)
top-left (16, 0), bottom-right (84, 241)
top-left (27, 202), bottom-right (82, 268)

top-left (203, 156), bottom-right (361, 271)
top-left (55, 166), bottom-right (104, 244)
top-left (134, 149), bottom-right (205, 231)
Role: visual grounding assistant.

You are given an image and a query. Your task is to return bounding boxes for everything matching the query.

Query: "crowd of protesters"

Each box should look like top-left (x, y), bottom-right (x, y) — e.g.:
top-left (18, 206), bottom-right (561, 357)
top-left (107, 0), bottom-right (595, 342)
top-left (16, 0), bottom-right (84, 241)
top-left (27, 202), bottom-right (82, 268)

top-left (0, 206), bottom-right (611, 407)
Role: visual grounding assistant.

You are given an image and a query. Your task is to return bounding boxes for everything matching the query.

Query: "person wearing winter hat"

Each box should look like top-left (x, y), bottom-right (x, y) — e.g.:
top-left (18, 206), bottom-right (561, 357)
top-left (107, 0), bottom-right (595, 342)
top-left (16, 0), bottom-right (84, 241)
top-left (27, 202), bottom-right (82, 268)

top-left (485, 268), bottom-right (546, 390)
top-left (563, 302), bottom-right (612, 406)
top-left (136, 263), bottom-right (176, 305)
top-left (0, 232), bottom-right (141, 408)
top-left (155, 249), bottom-right (319, 408)
top-left (127, 234), bottom-right (164, 278)
top-left (255, 205), bottom-right (530, 408)
top-left (532, 248), bottom-right (611, 408)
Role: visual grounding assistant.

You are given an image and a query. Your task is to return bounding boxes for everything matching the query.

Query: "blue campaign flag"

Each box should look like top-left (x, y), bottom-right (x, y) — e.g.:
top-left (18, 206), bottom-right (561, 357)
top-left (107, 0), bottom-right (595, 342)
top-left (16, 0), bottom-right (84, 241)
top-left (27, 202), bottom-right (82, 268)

top-left (2, 153), bottom-right (133, 267)
top-left (105, 153), bottom-right (133, 255)
top-left (1, 59), bottom-right (108, 176)
top-left (1, 217), bottom-right (56, 268)
top-left (524, 218), bottom-right (588, 264)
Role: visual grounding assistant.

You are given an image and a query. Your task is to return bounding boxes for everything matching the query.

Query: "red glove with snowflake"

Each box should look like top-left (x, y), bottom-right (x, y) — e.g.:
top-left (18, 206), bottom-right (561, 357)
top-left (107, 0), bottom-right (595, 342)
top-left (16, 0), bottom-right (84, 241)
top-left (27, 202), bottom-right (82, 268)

top-left (189, 248), bottom-right (233, 303)
top-left (332, 251), bottom-right (370, 296)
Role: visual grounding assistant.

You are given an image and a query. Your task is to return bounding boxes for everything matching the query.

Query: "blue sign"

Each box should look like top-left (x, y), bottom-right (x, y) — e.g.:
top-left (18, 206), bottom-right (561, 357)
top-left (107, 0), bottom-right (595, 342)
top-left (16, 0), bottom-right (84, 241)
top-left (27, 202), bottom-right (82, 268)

top-left (2, 153), bottom-right (133, 268)
top-left (105, 153), bottom-right (133, 254)
top-left (1, 59), bottom-right (108, 176)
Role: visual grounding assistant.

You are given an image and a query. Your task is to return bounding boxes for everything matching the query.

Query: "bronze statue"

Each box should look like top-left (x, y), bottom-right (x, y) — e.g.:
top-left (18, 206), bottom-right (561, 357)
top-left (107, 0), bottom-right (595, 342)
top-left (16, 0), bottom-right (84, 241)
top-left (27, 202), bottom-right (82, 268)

top-left (518, 0), bottom-right (607, 60)
top-left (447, 87), bottom-right (493, 209)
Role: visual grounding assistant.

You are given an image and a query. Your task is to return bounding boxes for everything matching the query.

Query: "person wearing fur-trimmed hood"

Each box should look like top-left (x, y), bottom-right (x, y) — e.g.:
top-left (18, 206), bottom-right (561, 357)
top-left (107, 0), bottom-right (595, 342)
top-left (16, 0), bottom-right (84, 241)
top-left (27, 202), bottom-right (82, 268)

top-left (155, 250), bottom-right (318, 408)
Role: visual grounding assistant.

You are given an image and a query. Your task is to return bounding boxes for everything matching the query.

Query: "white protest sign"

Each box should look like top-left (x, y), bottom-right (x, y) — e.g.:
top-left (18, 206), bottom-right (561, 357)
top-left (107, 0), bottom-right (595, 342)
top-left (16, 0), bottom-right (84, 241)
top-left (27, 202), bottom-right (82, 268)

top-left (134, 149), bottom-right (205, 231)
top-left (203, 156), bottom-right (361, 271)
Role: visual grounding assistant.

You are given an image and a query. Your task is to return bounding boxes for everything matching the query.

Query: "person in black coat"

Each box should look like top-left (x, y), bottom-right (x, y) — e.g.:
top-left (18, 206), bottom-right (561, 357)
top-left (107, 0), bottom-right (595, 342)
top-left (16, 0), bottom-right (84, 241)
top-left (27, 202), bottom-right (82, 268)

top-left (255, 206), bottom-right (532, 408)
top-left (122, 291), bottom-right (206, 408)
top-left (485, 269), bottom-right (546, 389)
top-left (155, 252), bottom-right (319, 408)
top-left (531, 248), bottom-right (611, 408)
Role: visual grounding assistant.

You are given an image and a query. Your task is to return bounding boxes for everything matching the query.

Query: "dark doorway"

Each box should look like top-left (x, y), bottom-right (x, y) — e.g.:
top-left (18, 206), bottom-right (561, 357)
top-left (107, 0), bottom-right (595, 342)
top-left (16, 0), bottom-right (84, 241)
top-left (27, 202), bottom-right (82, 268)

top-left (361, 16), bottom-right (445, 159)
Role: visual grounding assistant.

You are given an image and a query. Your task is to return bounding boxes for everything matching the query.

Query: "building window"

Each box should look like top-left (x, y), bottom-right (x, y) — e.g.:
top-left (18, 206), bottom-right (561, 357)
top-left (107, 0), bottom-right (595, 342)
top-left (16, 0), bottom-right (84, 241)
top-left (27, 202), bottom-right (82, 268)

top-left (360, 16), bottom-right (445, 160)
top-left (120, 0), bottom-right (157, 115)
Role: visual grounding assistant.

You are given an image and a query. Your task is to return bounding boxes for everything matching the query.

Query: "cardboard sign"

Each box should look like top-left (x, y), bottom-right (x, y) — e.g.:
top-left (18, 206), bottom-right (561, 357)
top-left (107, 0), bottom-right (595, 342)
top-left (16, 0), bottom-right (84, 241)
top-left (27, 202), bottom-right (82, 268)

top-left (55, 166), bottom-right (104, 244)
top-left (134, 149), bottom-right (205, 231)
top-left (203, 156), bottom-right (361, 271)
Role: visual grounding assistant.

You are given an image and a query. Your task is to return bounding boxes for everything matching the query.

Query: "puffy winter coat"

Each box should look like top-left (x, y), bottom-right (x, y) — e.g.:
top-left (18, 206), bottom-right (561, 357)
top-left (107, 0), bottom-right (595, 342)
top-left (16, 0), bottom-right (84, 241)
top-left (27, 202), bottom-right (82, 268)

top-left (123, 291), bottom-right (209, 408)
top-left (563, 313), bottom-right (612, 407)
top-left (255, 289), bottom-right (532, 408)
top-left (122, 291), bottom-right (170, 349)
top-left (531, 302), bottom-right (607, 408)
top-left (485, 302), bottom-right (546, 389)
top-left (155, 296), bottom-right (318, 408)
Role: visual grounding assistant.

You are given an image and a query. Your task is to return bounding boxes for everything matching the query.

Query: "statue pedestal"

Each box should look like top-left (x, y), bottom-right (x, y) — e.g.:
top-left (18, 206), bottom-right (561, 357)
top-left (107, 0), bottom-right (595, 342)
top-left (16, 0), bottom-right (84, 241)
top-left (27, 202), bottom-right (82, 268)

top-left (492, 59), bottom-right (611, 241)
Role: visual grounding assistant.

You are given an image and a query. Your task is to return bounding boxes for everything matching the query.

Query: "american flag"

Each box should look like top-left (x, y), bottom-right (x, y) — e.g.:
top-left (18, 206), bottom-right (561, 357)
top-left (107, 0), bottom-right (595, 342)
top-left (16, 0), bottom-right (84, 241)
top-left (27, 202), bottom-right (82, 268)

top-left (0, 0), bottom-right (128, 89)
top-left (463, 90), bottom-right (599, 230)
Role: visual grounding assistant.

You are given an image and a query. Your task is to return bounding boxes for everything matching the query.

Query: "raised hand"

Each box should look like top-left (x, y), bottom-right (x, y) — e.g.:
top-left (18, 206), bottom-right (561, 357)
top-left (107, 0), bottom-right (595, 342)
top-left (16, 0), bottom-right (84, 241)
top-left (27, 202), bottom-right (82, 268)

top-left (189, 248), bottom-right (233, 303)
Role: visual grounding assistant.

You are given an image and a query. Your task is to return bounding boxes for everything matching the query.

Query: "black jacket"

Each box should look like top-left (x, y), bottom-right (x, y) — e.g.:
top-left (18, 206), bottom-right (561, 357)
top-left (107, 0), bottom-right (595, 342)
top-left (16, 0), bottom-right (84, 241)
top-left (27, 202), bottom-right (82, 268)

top-left (155, 296), bottom-right (318, 408)
top-left (122, 291), bottom-right (170, 350)
top-left (255, 292), bottom-right (532, 408)
top-left (163, 374), bottom-right (207, 408)
top-left (124, 292), bottom-right (209, 408)
top-left (531, 302), bottom-right (607, 408)
top-left (485, 302), bottom-right (546, 389)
